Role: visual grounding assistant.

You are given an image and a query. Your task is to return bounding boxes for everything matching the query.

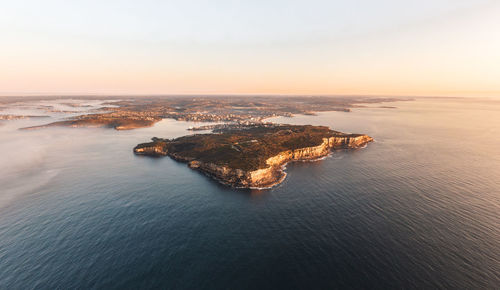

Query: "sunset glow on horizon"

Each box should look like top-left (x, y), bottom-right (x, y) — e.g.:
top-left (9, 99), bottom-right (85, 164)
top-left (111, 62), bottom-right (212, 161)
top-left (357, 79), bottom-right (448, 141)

top-left (1, 0), bottom-right (499, 97)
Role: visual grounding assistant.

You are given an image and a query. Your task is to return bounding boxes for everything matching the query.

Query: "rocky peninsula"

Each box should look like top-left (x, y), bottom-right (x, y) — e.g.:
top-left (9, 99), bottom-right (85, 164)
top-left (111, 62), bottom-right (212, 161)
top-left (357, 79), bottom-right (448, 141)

top-left (134, 124), bottom-right (373, 188)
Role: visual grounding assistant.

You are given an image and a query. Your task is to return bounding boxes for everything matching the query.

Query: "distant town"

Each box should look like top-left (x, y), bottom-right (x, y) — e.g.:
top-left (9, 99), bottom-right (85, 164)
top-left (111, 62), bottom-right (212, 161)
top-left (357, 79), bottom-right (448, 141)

top-left (0, 95), bottom-right (408, 130)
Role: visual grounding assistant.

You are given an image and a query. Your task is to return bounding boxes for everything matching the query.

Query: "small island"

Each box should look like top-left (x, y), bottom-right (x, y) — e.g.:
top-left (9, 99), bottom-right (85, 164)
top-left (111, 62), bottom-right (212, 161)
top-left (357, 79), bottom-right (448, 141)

top-left (134, 124), bottom-right (373, 188)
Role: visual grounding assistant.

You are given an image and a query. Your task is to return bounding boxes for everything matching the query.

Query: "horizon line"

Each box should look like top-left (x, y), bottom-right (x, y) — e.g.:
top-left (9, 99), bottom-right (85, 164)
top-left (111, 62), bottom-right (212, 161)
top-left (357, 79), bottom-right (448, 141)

top-left (0, 93), bottom-right (497, 99)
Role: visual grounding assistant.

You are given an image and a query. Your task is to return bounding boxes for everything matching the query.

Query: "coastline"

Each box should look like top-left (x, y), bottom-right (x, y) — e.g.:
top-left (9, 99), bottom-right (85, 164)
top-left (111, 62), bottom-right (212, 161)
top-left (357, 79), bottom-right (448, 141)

top-left (134, 133), bottom-right (373, 189)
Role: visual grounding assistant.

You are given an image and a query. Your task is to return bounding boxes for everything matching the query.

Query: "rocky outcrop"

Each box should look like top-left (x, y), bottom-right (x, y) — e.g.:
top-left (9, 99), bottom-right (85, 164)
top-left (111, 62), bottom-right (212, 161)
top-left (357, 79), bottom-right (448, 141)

top-left (196, 135), bottom-right (372, 188)
top-left (134, 134), bottom-right (373, 188)
top-left (186, 160), bottom-right (282, 188)
top-left (133, 142), bottom-right (168, 156)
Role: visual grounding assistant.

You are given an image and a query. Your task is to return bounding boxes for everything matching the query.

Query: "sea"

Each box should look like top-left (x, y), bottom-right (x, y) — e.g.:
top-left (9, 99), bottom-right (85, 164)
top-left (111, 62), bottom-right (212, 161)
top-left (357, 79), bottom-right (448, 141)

top-left (0, 97), bottom-right (499, 289)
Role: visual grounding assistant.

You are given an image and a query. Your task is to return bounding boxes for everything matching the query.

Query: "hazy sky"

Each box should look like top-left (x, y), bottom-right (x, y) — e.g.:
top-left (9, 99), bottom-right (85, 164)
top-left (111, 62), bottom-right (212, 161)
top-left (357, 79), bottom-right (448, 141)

top-left (1, 0), bottom-right (499, 96)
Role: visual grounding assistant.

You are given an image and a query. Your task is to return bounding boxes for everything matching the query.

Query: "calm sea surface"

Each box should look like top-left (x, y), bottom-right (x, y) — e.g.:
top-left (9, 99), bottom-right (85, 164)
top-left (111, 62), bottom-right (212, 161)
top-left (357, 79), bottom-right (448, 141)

top-left (0, 98), bottom-right (499, 289)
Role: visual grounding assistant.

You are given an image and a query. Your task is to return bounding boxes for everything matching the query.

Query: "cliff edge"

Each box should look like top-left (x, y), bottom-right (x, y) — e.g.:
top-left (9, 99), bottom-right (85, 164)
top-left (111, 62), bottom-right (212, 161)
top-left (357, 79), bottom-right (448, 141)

top-left (134, 125), bottom-right (373, 188)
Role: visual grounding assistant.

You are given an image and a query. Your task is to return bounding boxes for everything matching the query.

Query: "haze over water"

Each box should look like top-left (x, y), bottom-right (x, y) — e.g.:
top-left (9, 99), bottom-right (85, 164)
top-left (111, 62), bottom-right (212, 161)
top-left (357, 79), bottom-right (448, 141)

top-left (0, 97), bottom-right (499, 288)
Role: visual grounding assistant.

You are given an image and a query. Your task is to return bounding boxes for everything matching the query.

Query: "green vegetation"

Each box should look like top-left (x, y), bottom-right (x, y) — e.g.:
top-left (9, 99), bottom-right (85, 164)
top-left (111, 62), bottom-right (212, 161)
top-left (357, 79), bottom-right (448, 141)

top-left (146, 125), bottom-right (350, 171)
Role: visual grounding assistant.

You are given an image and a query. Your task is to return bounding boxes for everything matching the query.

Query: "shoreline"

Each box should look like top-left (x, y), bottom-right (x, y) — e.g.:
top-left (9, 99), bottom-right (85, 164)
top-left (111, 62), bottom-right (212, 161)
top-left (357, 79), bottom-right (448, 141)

top-left (133, 125), bottom-right (374, 189)
top-left (245, 152), bottom-right (334, 190)
top-left (136, 139), bottom-right (371, 189)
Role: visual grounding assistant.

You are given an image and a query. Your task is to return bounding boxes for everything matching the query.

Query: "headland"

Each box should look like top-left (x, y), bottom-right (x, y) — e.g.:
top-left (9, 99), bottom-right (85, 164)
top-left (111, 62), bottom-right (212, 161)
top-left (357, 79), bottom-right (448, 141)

top-left (134, 124), bottom-right (373, 188)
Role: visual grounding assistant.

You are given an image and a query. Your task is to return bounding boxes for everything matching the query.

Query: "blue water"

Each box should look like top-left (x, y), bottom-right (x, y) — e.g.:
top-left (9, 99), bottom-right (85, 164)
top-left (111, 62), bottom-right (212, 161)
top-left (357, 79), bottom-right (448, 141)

top-left (0, 98), bottom-right (499, 289)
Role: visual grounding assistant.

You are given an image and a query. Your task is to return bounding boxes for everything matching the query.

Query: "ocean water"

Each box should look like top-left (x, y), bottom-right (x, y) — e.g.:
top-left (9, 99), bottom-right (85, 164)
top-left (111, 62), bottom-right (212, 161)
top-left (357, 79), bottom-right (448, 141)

top-left (0, 98), bottom-right (499, 289)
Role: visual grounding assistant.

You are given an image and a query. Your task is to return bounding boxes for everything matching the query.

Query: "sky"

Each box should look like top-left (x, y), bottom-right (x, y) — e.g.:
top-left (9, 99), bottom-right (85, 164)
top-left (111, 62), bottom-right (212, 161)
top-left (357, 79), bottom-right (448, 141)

top-left (0, 0), bottom-right (499, 97)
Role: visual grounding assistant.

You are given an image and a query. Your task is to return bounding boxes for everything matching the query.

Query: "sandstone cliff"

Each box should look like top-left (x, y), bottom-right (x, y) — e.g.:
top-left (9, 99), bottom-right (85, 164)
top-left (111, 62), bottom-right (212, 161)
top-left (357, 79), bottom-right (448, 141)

top-left (134, 134), bottom-right (373, 188)
top-left (133, 142), bottom-right (168, 156)
top-left (188, 135), bottom-right (372, 188)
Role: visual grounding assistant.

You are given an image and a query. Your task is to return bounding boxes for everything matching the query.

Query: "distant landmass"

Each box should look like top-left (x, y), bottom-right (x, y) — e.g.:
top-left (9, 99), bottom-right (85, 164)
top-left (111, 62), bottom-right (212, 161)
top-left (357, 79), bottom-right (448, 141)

top-left (134, 124), bottom-right (373, 188)
top-left (17, 96), bottom-right (407, 130)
